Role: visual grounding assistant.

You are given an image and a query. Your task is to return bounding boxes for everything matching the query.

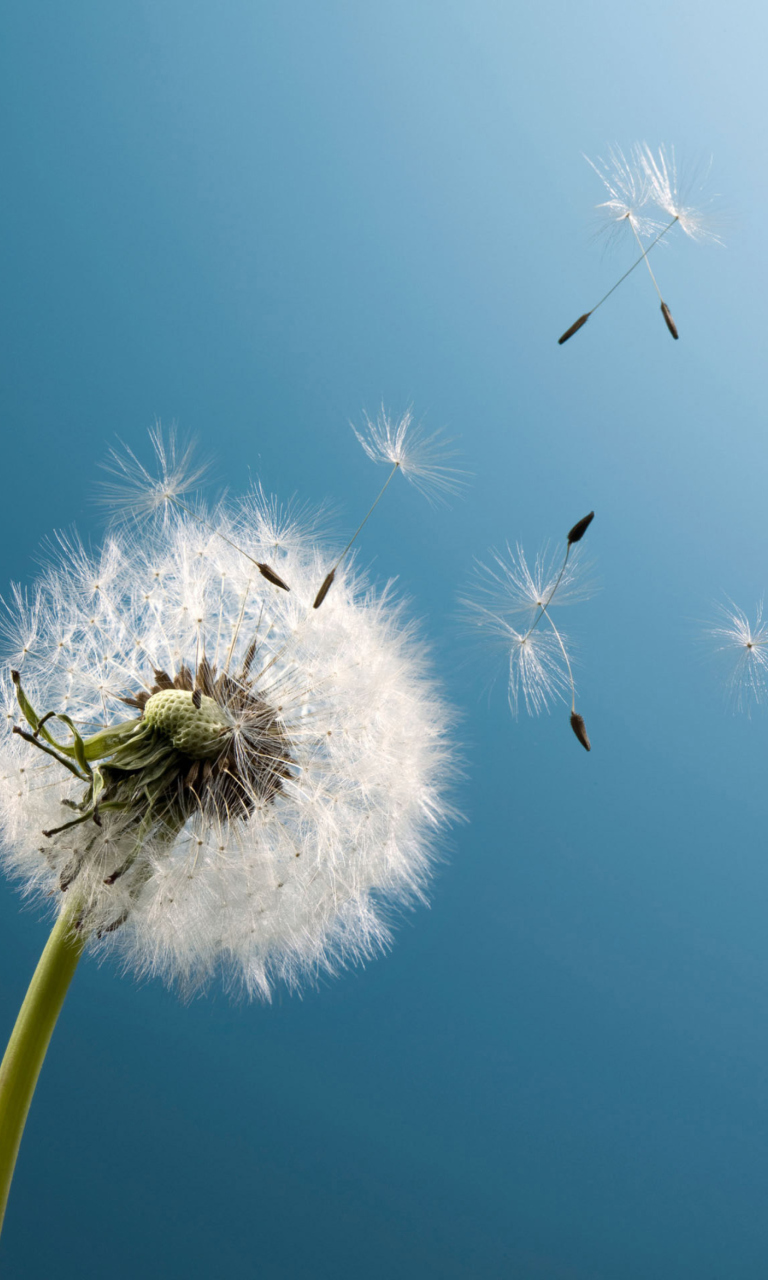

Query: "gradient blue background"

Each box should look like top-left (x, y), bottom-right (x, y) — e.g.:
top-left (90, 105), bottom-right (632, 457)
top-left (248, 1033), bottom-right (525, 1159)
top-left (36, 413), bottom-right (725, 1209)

top-left (0, 2), bottom-right (765, 1277)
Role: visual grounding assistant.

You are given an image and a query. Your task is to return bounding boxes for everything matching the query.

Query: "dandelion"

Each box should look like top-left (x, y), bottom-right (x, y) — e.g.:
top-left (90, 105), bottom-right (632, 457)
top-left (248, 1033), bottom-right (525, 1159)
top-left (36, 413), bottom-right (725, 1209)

top-left (463, 512), bottom-right (596, 748)
top-left (0, 456), bottom-right (456, 1231)
top-left (313, 407), bottom-right (465, 609)
top-left (709, 599), bottom-right (768, 713)
top-left (558, 144), bottom-right (720, 345)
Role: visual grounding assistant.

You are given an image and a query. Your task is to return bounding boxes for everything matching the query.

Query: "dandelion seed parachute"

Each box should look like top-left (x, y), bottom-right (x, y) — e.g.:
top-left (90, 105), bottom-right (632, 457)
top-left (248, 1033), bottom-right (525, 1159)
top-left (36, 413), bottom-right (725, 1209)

top-left (352, 406), bottom-right (466, 503)
top-left (585, 145), bottom-right (665, 243)
top-left (0, 493), bottom-right (456, 999)
top-left (461, 539), bottom-right (594, 719)
top-left (463, 509), bottom-right (596, 749)
top-left (709, 600), bottom-right (768, 714)
top-left (638, 144), bottom-right (723, 245)
top-left (99, 422), bottom-right (210, 524)
top-left (559, 143), bottom-right (721, 344)
top-left (311, 406), bottom-right (466, 610)
top-left (466, 540), bottom-right (595, 623)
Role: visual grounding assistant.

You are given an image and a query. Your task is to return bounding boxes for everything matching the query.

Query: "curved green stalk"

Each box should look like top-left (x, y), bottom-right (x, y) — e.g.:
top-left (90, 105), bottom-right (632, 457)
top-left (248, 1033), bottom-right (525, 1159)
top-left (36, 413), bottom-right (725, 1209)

top-left (0, 901), bottom-right (85, 1234)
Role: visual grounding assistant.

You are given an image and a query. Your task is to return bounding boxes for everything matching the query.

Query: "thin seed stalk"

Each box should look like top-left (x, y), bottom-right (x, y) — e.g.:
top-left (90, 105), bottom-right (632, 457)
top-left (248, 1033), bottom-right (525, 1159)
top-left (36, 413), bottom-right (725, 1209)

top-left (0, 899), bottom-right (85, 1234)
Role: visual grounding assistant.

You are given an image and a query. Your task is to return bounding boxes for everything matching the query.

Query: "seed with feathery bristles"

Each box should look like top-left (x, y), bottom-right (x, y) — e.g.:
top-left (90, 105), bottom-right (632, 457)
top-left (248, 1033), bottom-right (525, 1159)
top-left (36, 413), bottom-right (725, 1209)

top-left (559, 144), bottom-right (721, 344)
top-left (312, 406), bottom-right (466, 608)
top-left (462, 529), bottom-right (597, 743)
top-left (708, 599), bottom-right (768, 713)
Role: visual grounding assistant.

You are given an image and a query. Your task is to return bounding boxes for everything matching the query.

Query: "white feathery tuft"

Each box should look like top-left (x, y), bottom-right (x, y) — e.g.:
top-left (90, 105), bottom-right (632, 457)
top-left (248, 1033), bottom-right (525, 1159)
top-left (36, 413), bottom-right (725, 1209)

top-left (353, 406), bottom-right (466, 503)
top-left (585, 146), bottom-right (666, 244)
top-left (637, 143), bottom-right (723, 244)
top-left (709, 599), bottom-right (768, 713)
top-left (99, 422), bottom-right (211, 524)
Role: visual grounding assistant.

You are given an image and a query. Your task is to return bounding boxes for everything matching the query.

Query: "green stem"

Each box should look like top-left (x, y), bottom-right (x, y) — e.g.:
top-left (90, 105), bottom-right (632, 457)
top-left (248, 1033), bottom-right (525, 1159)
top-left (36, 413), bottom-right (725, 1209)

top-left (0, 901), bottom-right (85, 1234)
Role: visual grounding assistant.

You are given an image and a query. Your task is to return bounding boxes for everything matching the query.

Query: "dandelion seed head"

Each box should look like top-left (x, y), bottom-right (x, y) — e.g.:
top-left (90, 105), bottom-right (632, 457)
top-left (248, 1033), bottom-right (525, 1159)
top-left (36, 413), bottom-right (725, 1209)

top-left (709, 600), bottom-right (768, 713)
top-left (353, 406), bottom-right (466, 503)
top-left (0, 496), bottom-right (456, 998)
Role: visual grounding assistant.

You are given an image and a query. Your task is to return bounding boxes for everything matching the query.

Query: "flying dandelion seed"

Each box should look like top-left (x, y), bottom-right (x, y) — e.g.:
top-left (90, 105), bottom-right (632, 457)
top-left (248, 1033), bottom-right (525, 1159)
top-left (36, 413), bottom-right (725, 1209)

top-left (591, 145), bottom-right (681, 340)
top-left (312, 407), bottom-right (466, 608)
top-left (709, 599), bottom-right (768, 713)
top-left (462, 513), bottom-right (596, 747)
top-left (0, 437), bottom-right (457, 1230)
top-left (558, 144), bottom-right (721, 345)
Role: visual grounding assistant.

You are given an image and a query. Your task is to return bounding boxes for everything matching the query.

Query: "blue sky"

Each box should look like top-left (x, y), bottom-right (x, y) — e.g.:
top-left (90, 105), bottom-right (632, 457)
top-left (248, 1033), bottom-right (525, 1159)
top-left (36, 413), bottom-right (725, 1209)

top-left (2, 2), bottom-right (768, 1277)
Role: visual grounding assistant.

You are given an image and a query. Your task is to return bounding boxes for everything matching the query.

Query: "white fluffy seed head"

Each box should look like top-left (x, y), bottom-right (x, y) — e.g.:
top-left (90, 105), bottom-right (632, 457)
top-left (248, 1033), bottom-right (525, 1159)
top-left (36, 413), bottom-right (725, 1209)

top-left (0, 494), bottom-right (456, 998)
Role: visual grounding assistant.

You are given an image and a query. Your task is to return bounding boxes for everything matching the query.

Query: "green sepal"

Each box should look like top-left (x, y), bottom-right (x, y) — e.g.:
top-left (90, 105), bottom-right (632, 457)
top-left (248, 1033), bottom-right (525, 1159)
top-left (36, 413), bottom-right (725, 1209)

top-left (41, 717), bottom-right (141, 763)
top-left (11, 727), bottom-right (89, 783)
top-left (80, 720), bottom-right (142, 761)
top-left (107, 729), bottom-right (173, 774)
top-left (91, 766), bottom-right (107, 807)
top-left (43, 714), bottom-right (91, 776)
top-left (11, 673), bottom-right (40, 733)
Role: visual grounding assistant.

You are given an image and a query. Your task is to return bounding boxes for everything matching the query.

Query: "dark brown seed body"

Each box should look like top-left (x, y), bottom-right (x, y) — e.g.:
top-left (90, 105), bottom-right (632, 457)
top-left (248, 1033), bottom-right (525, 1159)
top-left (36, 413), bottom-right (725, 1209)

top-left (313, 570), bottom-right (335, 609)
top-left (660, 301), bottom-right (679, 340)
top-left (570, 711), bottom-right (591, 752)
top-left (567, 511), bottom-right (594, 545)
top-left (257, 562), bottom-right (291, 591)
top-left (558, 313), bottom-right (591, 345)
